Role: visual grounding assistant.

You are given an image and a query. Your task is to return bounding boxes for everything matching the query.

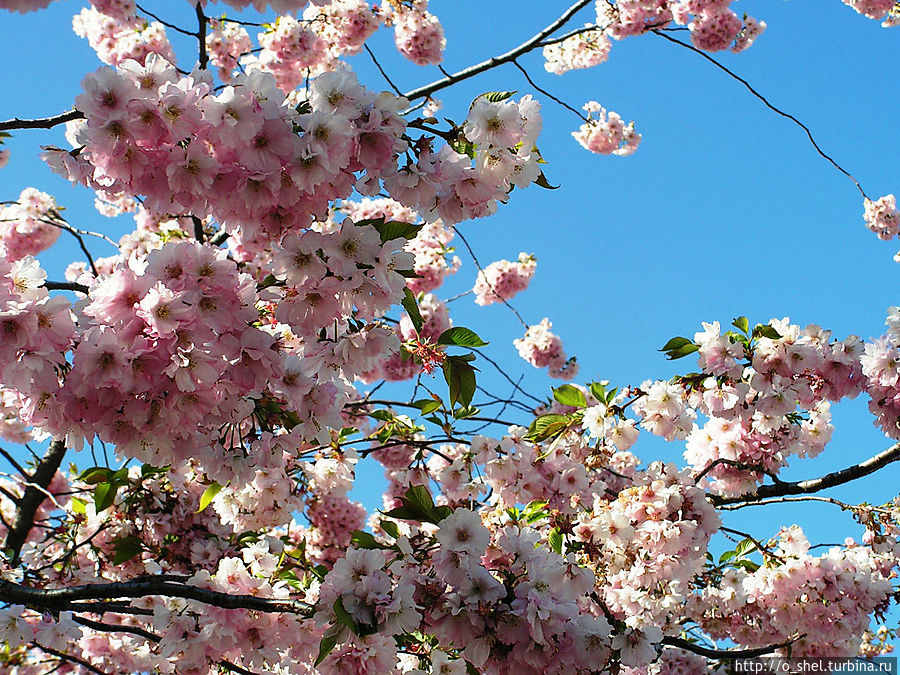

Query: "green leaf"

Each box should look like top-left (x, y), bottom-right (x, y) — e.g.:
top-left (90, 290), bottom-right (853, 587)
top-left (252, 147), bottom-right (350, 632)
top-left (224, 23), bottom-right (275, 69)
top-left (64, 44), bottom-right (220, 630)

top-left (589, 382), bottom-right (607, 403)
top-left (661, 337), bottom-right (700, 360)
top-left (437, 326), bottom-right (489, 348)
top-left (333, 598), bottom-right (358, 632)
top-left (733, 538), bottom-right (758, 558)
top-left (369, 409), bottom-right (394, 422)
top-left (442, 355), bottom-right (477, 408)
top-left (525, 414), bottom-right (569, 442)
top-left (111, 535), bottom-right (143, 565)
top-left (79, 467), bottom-right (112, 485)
top-left (402, 288), bottom-right (424, 334)
top-left (93, 481), bottom-right (118, 513)
top-left (548, 528), bottom-right (563, 555)
top-left (431, 505), bottom-right (453, 522)
top-left (718, 549), bottom-right (736, 564)
top-left (380, 519), bottom-right (400, 539)
top-left (733, 559), bottom-right (760, 572)
top-left (350, 530), bottom-right (388, 550)
top-left (380, 485), bottom-right (451, 524)
top-left (534, 171), bottom-right (559, 190)
top-left (315, 625), bottom-right (345, 666)
top-left (412, 398), bottom-right (442, 415)
top-left (70, 497), bottom-right (87, 515)
top-left (732, 316), bottom-right (749, 334)
top-left (479, 90), bottom-right (516, 103)
top-left (752, 323), bottom-right (782, 340)
top-left (453, 405), bottom-right (479, 419)
top-left (660, 336), bottom-right (694, 352)
top-left (552, 384), bottom-right (587, 408)
top-left (197, 482), bottom-right (222, 513)
top-left (372, 220), bottom-right (424, 244)
top-left (404, 485), bottom-right (435, 511)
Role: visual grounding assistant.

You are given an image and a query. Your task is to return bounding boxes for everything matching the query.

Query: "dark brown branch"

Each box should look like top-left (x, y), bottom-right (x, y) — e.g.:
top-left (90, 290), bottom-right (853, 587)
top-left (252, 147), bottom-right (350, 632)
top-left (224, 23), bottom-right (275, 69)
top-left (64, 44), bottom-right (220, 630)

top-left (403, 0), bottom-right (594, 101)
top-left (135, 3), bottom-right (196, 37)
top-left (191, 215), bottom-right (206, 243)
top-left (73, 615), bottom-right (160, 643)
top-left (3, 439), bottom-right (67, 564)
top-left (0, 576), bottom-right (312, 615)
top-left (32, 643), bottom-right (109, 675)
top-left (195, 3), bottom-right (209, 70)
top-left (0, 110), bottom-right (83, 132)
top-left (44, 281), bottom-right (90, 294)
top-left (651, 29), bottom-right (868, 200)
top-left (0, 446), bottom-right (28, 478)
top-left (711, 443), bottom-right (900, 506)
top-left (365, 44), bottom-right (403, 96)
top-left (662, 634), bottom-right (804, 659)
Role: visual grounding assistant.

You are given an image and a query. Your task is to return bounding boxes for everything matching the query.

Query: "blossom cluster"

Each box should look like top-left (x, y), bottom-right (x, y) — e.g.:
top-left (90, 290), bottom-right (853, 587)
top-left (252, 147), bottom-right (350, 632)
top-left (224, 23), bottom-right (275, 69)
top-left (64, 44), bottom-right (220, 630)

top-left (573, 102), bottom-right (641, 156)
top-left (473, 253), bottom-right (536, 306)
top-left (598, 0), bottom-right (766, 53)
top-left (694, 526), bottom-right (895, 657)
top-left (543, 27), bottom-right (611, 74)
top-left (514, 317), bottom-right (578, 379)
top-left (636, 318), bottom-right (864, 495)
top-left (0, 187), bottom-right (62, 262)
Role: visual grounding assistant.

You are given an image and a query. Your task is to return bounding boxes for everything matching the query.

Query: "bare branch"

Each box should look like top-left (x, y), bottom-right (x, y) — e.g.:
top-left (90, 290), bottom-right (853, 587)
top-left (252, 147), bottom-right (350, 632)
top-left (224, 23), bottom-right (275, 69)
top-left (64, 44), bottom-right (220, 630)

top-left (0, 576), bottom-right (312, 616)
top-left (0, 110), bottom-right (83, 132)
top-left (403, 0), bottom-right (594, 101)
top-left (44, 281), bottom-right (90, 294)
top-left (711, 443), bottom-right (900, 506)
top-left (365, 44), bottom-right (403, 96)
top-left (662, 634), bottom-right (804, 659)
top-left (31, 643), bottom-right (109, 675)
top-left (3, 439), bottom-right (67, 564)
top-left (511, 59), bottom-right (587, 122)
top-left (135, 3), bottom-right (196, 37)
top-left (652, 29), bottom-right (869, 200)
top-left (195, 3), bottom-right (209, 70)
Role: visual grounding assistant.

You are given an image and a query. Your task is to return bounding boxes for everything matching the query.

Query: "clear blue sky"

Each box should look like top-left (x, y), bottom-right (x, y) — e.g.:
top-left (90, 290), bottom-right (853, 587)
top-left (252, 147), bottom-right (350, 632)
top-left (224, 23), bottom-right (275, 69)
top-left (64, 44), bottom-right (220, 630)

top-left (2, 0), bottom-right (900, 603)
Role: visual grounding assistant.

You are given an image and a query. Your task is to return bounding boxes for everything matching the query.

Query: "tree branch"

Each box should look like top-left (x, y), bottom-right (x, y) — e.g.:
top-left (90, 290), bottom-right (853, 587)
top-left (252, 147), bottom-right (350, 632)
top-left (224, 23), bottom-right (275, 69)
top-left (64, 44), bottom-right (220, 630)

top-left (44, 281), bottom-right (90, 294)
top-left (0, 577), bottom-right (312, 616)
top-left (402, 0), bottom-right (594, 101)
top-left (3, 439), bottom-right (67, 564)
top-left (651, 29), bottom-right (869, 200)
top-left (711, 443), bottom-right (900, 506)
top-left (31, 642), bottom-right (109, 675)
top-left (0, 110), bottom-right (83, 132)
top-left (195, 3), bottom-right (209, 70)
top-left (662, 634), bottom-right (804, 659)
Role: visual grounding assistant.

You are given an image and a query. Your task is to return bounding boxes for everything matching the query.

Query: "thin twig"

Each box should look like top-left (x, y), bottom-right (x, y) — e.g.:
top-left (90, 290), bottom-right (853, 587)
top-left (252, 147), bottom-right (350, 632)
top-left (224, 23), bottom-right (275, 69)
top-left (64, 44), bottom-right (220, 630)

top-left (453, 227), bottom-right (529, 329)
top-left (536, 23), bottom-right (601, 48)
top-left (652, 29), bottom-right (868, 200)
top-left (135, 3), bottom-right (196, 37)
top-left (511, 59), bottom-right (587, 122)
top-left (31, 643), bottom-right (109, 675)
top-left (365, 44), bottom-right (403, 96)
top-left (403, 0), bottom-right (594, 101)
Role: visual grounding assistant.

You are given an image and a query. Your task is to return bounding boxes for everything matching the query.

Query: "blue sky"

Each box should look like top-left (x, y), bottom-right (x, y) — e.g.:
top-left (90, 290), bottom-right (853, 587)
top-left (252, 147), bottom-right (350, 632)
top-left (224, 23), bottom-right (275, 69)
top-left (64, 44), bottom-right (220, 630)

top-left (2, 0), bottom-right (900, 605)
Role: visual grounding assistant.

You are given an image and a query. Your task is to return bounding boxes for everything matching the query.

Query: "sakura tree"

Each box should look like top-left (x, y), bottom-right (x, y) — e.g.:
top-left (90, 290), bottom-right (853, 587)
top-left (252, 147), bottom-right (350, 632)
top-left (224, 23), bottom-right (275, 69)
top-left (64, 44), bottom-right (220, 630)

top-left (0, 1), bottom-right (899, 673)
